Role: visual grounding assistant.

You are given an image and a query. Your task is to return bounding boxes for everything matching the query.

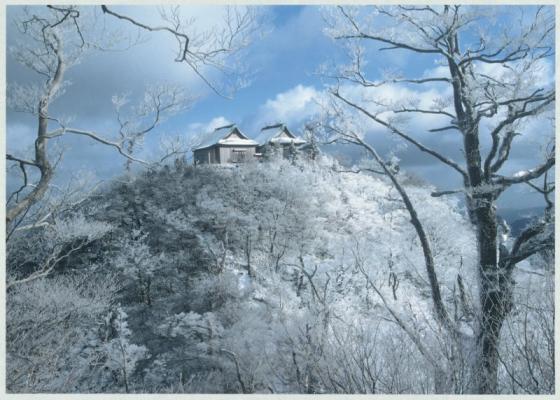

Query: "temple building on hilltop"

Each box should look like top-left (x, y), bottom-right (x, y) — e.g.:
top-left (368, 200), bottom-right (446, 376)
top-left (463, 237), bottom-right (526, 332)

top-left (193, 123), bottom-right (307, 165)
top-left (193, 124), bottom-right (258, 164)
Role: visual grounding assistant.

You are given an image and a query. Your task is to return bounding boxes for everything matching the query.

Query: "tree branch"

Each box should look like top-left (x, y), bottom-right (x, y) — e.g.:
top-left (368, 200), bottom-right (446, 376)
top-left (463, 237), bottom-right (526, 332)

top-left (331, 89), bottom-right (468, 180)
top-left (220, 349), bottom-right (250, 393)
top-left (6, 154), bottom-right (40, 168)
top-left (502, 219), bottom-right (553, 269)
top-left (394, 107), bottom-right (455, 119)
top-left (429, 125), bottom-right (461, 133)
top-left (63, 128), bottom-right (150, 166)
top-left (493, 155), bottom-right (554, 186)
top-left (101, 5), bottom-right (191, 62)
top-left (338, 125), bottom-right (452, 329)
top-left (335, 7), bottom-right (443, 55)
top-left (431, 189), bottom-right (463, 198)
top-left (354, 253), bottom-right (444, 370)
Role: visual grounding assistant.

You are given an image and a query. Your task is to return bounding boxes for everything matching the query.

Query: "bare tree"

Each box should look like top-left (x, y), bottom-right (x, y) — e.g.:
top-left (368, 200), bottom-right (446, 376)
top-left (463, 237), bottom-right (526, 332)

top-left (110, 84), bottom-right (191, 174)
top-left (7, 4), bottom-right (260, 228)
top-left (323, 5), bottom-right (554, 394)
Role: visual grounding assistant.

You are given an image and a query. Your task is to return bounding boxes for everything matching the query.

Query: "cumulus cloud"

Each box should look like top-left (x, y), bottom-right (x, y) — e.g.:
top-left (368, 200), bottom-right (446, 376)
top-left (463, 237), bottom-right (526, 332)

top-left (182, 116), bottom-right (232, 146)
top-left (186, 116), bottom-right (232, 137)
top-left (338, 81), bottom-right (454, 132)
top-left (250, 84), bottom-right (324, 131)
top-left (243, 80), bottom-right (457, 149)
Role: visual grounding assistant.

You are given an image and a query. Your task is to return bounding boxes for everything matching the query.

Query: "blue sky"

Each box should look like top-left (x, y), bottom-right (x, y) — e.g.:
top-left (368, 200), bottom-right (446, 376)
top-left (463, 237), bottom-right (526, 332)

top-left (6, 5), bottom-right (555, 211)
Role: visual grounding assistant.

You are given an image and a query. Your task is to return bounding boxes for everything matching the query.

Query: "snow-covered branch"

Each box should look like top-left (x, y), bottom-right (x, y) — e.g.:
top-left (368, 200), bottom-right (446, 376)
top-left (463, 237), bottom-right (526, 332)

top-left (493, 155), bottom-right (555, 186)
top-left (331, 89), bottom-right (468, 180)
top-left (101, 5), bottom-right (261, 98)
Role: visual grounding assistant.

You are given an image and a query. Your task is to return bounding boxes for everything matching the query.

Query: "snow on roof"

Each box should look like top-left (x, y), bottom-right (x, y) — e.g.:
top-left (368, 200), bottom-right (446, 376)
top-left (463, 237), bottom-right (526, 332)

top-left (193, 124), bottom-right (257, 150)
top-left (253, 123), bottom-right (306, 146)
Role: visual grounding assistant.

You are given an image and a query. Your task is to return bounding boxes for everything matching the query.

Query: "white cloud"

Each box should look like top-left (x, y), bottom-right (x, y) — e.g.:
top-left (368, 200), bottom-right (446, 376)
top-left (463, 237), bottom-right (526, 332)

top-left (473, 58), bottom-right (554, 89)
top-left (422, 65), bottom-right (451, 79)
top-left (206, 116), bottom-right (232, 131)
top-left (338, 80), bottom-right (454, 136)
top-left (186, 116), bottom-right (231, 137)
top-left (255, 84), bottom-right (323, 129)
top-left (182, 85), bottom-right (324, 137)
top-left (247, 80), bottom-right (454, 139)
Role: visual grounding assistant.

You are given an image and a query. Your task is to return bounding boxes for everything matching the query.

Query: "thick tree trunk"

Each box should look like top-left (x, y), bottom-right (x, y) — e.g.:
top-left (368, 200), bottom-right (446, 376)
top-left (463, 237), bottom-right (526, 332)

top-left (477, 309), bottom-right (503, 393)
top-left (447, 46), bottom-right (513, 392)
top-left (472, 201), bottom-right (513, 393)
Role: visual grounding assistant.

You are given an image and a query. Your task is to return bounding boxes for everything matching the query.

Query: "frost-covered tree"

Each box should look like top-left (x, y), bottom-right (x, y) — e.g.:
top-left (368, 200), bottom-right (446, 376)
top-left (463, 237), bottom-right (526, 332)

top-left (323, 5), bottom-right (554, 393)
top-left (7, 210), bottom-right (112, 289)
top-left (103, 308), bottom-right (150, 393)
top-left (262, 142), bottom-right (283, 161)
top-left (113, 230), bottom-right (164, 306)
top-left (7, 275), bottom-right (119, 392)
top-left (287, 141), bottom-right (299, 165)
top-left (303, 122), bottom-right (321, 161)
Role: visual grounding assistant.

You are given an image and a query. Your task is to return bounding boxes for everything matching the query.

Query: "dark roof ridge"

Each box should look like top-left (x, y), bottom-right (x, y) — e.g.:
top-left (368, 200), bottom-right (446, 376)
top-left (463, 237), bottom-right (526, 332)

top-left (214, 123), bottom-right (235, 131)
top-left (261, 123), bottom-right (284, 130)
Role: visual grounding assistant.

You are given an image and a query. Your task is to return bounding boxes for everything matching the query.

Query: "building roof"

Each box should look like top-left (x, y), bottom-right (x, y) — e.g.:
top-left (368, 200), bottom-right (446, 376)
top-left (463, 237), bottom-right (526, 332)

top-left (253, 123), bottom-right (306, 146)
top-left (193, 124), bottom-right (258, 151)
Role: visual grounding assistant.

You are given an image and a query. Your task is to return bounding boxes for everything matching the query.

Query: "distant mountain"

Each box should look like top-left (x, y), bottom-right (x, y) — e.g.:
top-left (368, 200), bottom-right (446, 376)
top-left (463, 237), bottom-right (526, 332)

top-left (498, 206), bottom-right (548, 237)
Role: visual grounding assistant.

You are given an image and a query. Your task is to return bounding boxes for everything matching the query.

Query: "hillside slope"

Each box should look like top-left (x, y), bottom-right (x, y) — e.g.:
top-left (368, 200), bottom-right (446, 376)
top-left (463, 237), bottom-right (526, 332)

top-left (7, 157), bottom-right (552, 393)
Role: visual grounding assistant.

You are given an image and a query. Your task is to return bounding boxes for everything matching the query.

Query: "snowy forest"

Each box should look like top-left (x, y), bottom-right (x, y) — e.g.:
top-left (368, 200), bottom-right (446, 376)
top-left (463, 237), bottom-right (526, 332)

top-left (5, 4), bottom-right (555, 395)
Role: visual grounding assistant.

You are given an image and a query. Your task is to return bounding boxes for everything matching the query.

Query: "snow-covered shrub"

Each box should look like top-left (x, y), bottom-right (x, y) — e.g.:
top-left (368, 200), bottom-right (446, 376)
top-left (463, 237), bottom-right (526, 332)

top-left (6, 274), bottom-right (118, 392)
top-left (7, 211), bottom-right (113, 286)
top-left (102, 308), bottom-right (150, 393)
top-left (497, 267), bottom-right (554, 393)
top-left (46, 213), bottom-right (113, 243)
top-left (113, 230), bottom-right (164, 305)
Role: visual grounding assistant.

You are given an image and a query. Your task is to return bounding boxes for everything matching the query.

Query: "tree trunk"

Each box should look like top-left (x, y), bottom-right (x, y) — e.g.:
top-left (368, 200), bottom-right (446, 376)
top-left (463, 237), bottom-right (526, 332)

top-left (434, 368), bottom-right (453, 394)
top-left (6, 109), bottom-right (55, 226)
top-left (472, 201), bottom-right (513, 393)
top-left (448, 46), bottom-right (512, 392)
top-left (6, 32), bottom-right (64, 227)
